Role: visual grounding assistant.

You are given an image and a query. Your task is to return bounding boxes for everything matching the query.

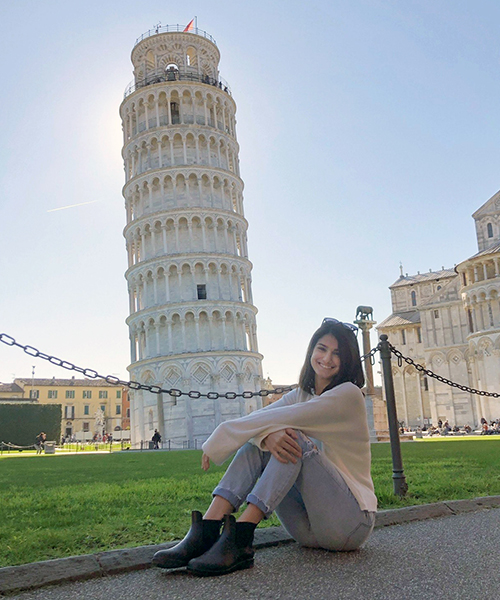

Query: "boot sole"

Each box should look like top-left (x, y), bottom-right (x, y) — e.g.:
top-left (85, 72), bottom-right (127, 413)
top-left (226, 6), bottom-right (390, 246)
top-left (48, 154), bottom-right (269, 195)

top-left (152, 557), bottom-right (189, 569)
top-left (187, 558), bottom-right (254, 577)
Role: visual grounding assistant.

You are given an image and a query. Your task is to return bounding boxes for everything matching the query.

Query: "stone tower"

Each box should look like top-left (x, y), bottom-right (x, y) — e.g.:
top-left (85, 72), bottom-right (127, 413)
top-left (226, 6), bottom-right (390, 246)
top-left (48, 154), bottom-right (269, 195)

top-left (119, 24), bottom-right (264, 447)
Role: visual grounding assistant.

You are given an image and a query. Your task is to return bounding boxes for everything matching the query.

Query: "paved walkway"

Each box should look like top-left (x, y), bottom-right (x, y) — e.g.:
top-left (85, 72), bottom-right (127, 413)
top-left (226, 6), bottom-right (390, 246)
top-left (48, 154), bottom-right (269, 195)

top-left (4, 505), bottom-right (500, 600)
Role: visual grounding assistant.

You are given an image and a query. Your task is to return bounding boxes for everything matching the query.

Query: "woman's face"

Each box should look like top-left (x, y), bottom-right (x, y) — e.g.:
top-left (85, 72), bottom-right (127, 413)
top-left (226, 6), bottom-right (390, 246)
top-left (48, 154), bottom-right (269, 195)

top-left (310, 334), bottom-right (341, 391)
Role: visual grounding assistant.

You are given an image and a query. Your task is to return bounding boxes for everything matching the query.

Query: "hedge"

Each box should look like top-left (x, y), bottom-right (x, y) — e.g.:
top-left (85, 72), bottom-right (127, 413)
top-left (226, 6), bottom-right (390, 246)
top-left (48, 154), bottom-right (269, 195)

top-left (0, 404), bottom-right (61, 447)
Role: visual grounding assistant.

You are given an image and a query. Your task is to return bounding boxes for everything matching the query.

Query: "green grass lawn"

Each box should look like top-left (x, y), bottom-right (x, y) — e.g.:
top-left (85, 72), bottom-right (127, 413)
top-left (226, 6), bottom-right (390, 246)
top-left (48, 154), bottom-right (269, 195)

top-left (2, 438), bottom-right (500, 567)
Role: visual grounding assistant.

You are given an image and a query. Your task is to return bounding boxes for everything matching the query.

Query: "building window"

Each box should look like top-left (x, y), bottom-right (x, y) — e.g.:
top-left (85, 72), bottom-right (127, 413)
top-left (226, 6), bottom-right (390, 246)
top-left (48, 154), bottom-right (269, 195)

top-left (423, 377), bottom-right (429, 391)
top-left (100, 405), bottom-right (106, 413)
top-left (462, 272), bottom-right (467, 286)
top-left (127, 408), bottom-right (130, 418)
top-left (411, 290), bottom-right (417, 306)
top-left (149, 409), bottom-right (154, 430)
top-left (401, 329), bottom-right (406, 345)
top-left (29, 389), bottom-right (39, 399)
top-left (197, 284), bottom-right (207, 300)
top-left (116, 390), bottom-right (122, 399)
top-left (417, 327), bottom-right (422, 343)
top-left (65, 405), bottom-right (75, 419)
top-left (83, 422), bottom-right (90, 432)
top-left (48, 390), bottom-right (58, 399)
top-left (467, 309), bottom-right (474, 333)
top-left (66, 390), bottom-right (75, 399)
top-left (434, 310), bottom-right (439, 318)
top-left (84, 405), bottom-right (90, 415)
top-left (116, 405), bottom-right (121, 415)
top-left (487, 222), bottom-right (493, 238)
top-left (99, 390), bottom-right (108, 399)
top-left (83, 390), bottom-right (92, 399)
top-left (171, 102), bottom-right (180, 124)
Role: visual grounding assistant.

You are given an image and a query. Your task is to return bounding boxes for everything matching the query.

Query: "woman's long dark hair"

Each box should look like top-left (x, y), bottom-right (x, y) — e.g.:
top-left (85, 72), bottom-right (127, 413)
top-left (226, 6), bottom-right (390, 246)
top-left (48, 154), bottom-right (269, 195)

top-left (298, 321), bottom-right (364, 394)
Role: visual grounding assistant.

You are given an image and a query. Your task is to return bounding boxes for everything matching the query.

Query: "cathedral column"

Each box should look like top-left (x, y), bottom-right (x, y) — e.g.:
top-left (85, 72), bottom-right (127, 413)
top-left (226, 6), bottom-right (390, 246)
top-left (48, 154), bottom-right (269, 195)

top-left (194, 316), bottom-right (201, 351)
top-left (158, 142), bottom-right (163, 168)
top-left (174, 223), bottom-right (180, 252)
top-left (130, 332), bottom-right (137, 362)
top-left (221, 317), bottom-right (227, 350)
top-left (128, 286), bottom-right (135, 313)
top-left (155, 99), bottom-right (160, 128)
top-left (167, 320), bottom-right (172, 353)
top-left (144, 103), bottom-right (149, 130)
top-left (155, 324), bottom-right (161, 355)
top-left (152, 274), bottom-right (158, 305)
top-left (201, 221), bottom-right (207, 250)
top-left (195, 137), bottom-right (200, 163)
top-left (181, 318), bottom-right (187, 347)
top-left (169, 139), bottom-right (174, 165)
top-left (162, 226), bottom-right (168, 253)
top-left (165, 273), bottom-right (170, 302)
top-left (203, 97), bottom-right (208, 125)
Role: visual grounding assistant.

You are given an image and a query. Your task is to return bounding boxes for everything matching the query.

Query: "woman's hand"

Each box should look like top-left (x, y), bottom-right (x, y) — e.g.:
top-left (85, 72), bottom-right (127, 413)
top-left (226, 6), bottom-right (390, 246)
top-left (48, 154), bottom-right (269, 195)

top-left (263, 428), bottom-right (302, 464)
top-left (202, 453), bottom-right (211, 471)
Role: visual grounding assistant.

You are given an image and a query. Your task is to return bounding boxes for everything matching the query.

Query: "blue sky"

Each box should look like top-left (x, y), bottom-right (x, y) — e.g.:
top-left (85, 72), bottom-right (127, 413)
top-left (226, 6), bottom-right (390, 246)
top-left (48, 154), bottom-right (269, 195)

top-left (1, 0), bottom-right (499, 386)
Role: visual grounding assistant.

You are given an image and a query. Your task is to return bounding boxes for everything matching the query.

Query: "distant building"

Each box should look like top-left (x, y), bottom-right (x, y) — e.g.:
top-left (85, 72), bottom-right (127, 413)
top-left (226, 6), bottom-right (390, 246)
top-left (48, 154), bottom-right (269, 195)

top-left (378, 191), bottom-right (500, 428)
top-left (0, 383), bottom-right (24, 399)
top-left (13, 377), bottom-right (128, 440)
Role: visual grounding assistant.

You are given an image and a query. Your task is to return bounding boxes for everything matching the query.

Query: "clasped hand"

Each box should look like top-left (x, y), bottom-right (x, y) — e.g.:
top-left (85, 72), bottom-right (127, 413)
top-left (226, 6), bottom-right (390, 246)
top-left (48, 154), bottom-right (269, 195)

top-left (263, 428), bottom-right (302, 464)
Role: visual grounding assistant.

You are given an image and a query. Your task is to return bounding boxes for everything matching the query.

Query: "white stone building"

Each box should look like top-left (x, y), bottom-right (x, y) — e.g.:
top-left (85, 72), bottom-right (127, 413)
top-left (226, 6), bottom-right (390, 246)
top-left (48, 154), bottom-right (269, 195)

top-left (120, 25), bottom-right (264, 447)
top-left (378, 190), bottom-right (500, 429)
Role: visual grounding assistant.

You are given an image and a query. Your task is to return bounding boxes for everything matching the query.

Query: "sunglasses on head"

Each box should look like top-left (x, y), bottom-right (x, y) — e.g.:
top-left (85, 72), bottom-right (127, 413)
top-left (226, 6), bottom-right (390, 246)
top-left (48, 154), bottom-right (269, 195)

top-left (322, 318), bottom-right (358, 334)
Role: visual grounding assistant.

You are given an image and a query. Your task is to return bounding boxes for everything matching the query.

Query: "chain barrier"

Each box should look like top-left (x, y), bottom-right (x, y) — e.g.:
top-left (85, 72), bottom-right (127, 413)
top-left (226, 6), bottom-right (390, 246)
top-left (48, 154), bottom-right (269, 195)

top-left (2, 332), bottom-right (497, 400)
top-left (1, 441), bottom-right (36, 450)
top-left (0, 333), bottom-right (296, 400)
top-left (387, 342), bottom-right (500, 399)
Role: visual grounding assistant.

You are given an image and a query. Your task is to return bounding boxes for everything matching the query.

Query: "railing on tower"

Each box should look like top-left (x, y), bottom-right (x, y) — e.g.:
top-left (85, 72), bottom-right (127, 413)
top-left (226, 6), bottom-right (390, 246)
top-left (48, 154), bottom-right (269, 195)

top-left (124, 69), bottom-right (232, 99)
top-left (134, 25), bottom-right (217, 48)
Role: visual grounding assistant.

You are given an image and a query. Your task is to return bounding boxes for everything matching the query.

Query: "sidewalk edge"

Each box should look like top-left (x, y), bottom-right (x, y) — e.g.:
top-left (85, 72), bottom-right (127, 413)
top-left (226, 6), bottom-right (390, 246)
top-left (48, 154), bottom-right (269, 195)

top-left (2, 495), bottom-right (500, 596)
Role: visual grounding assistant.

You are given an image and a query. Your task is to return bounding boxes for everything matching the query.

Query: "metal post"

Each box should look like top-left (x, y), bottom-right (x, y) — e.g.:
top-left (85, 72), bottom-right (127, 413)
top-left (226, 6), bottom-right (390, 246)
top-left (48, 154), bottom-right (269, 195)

top-left (379, 334), bottom-right (408, 496)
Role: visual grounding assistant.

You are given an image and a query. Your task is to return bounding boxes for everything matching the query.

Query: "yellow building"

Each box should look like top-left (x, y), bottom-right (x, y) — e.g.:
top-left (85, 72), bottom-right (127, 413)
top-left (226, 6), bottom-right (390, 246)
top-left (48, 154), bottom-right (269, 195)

top-left (14, 377), bottom-right (128, 441)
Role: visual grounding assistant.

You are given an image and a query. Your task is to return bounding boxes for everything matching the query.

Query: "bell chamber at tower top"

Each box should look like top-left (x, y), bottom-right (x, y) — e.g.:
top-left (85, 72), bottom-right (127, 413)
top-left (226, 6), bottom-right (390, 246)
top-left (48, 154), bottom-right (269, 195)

top-left (123, 27), bottom-right (232, 99)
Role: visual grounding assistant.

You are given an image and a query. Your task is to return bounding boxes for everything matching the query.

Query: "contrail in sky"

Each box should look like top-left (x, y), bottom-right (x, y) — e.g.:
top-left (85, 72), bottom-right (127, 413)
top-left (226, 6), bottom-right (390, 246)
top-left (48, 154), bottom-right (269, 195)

top-left (47, 200), bottom-right (99, 212)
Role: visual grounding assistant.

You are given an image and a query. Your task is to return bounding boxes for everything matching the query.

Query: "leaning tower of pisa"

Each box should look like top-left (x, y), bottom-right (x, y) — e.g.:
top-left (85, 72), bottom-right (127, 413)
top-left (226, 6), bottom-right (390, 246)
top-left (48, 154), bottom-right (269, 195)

top-left (119, 25), bottom-right (264, 447)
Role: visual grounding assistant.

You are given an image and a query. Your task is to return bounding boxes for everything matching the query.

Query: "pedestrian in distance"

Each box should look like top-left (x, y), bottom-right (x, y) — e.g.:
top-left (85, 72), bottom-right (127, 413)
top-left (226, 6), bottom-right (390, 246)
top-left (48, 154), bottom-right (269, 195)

top-left (152, 429), bottom-right (162, 449)
top-left (153, 318), bottom-right (377, 576)
top-left (35, 432), bottom-right (46, 454)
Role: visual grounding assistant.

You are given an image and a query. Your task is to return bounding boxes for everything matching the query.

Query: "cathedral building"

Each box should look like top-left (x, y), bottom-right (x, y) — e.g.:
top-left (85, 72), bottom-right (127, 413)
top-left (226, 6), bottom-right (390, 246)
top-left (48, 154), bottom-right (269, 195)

top-left (378, 191), bottom-right (500, 429)
top-left (119, 24), bottom-right (264, 446)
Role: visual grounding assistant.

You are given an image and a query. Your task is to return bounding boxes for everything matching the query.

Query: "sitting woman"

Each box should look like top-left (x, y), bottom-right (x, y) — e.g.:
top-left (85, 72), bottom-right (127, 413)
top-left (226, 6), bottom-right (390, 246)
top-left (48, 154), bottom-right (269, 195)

top-left (153, 318), bottom-right (377, 576)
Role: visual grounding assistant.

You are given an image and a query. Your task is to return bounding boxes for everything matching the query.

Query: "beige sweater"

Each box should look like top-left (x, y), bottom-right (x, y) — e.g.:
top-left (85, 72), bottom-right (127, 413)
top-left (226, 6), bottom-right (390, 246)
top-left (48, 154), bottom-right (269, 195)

top-left (202, 381), bottom-right (377, 512)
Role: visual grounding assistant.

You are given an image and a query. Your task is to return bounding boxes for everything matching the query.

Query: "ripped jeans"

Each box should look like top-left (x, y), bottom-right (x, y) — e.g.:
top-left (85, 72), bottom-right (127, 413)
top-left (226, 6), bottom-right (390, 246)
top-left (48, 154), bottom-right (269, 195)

top-left (212, 432), bottom-right (375, 551)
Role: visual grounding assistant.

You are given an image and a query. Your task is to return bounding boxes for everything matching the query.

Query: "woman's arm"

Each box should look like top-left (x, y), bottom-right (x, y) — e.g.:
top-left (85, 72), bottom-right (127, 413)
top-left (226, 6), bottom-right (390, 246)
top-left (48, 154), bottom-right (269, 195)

top-left (202, 383), bottom-right (364, 465)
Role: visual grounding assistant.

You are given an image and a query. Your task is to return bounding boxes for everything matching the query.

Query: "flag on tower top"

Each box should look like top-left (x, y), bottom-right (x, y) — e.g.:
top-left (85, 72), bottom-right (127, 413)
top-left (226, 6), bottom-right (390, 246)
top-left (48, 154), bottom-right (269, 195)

top-left (184, 19), bottom-right (194, 32)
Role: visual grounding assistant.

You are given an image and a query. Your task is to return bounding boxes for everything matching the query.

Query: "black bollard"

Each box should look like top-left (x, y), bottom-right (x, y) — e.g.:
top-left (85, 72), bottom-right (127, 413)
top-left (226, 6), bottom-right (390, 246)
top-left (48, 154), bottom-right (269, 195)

top-left (379, 334), bottom-right (408, 497)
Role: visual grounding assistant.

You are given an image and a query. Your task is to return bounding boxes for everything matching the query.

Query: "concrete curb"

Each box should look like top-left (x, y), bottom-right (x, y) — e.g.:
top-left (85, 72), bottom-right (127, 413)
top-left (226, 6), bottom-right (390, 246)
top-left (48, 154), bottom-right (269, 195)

top-left (2, 495), bottom-right (500, 596)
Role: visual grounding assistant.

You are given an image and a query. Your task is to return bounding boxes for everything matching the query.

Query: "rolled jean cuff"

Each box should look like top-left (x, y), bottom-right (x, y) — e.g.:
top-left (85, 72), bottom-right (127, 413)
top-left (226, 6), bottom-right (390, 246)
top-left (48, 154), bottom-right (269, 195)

top-left (246, 493), bottom-right (273, 519)
top-left (212, 486), bottom-right (243, 511)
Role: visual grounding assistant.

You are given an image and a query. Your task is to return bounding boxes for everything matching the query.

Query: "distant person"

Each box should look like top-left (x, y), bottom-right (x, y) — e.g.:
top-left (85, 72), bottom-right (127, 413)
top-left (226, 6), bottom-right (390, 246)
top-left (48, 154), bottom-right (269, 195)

top-left (35, 432), bottom-right (46, 454)
top-left (153, 318), bottom-right (376, 576)
top-left (152, 429), bottom-right (162, 449)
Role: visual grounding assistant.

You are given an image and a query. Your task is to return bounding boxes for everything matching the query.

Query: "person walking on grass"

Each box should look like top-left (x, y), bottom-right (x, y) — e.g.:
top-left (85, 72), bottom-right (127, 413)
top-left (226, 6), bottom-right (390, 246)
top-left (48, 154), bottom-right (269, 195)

top-left (153, 318), bottom-right (377, 576)
top-left (152, 429), bottom-right (162, 450)
top-left (35, 432), bottom-right (46, 454)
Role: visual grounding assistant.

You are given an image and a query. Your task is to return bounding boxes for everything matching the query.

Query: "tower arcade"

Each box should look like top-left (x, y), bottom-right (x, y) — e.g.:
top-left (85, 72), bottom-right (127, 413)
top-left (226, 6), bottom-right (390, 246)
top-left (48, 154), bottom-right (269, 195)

top-left (119, 25), bottom-right (264, 446)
